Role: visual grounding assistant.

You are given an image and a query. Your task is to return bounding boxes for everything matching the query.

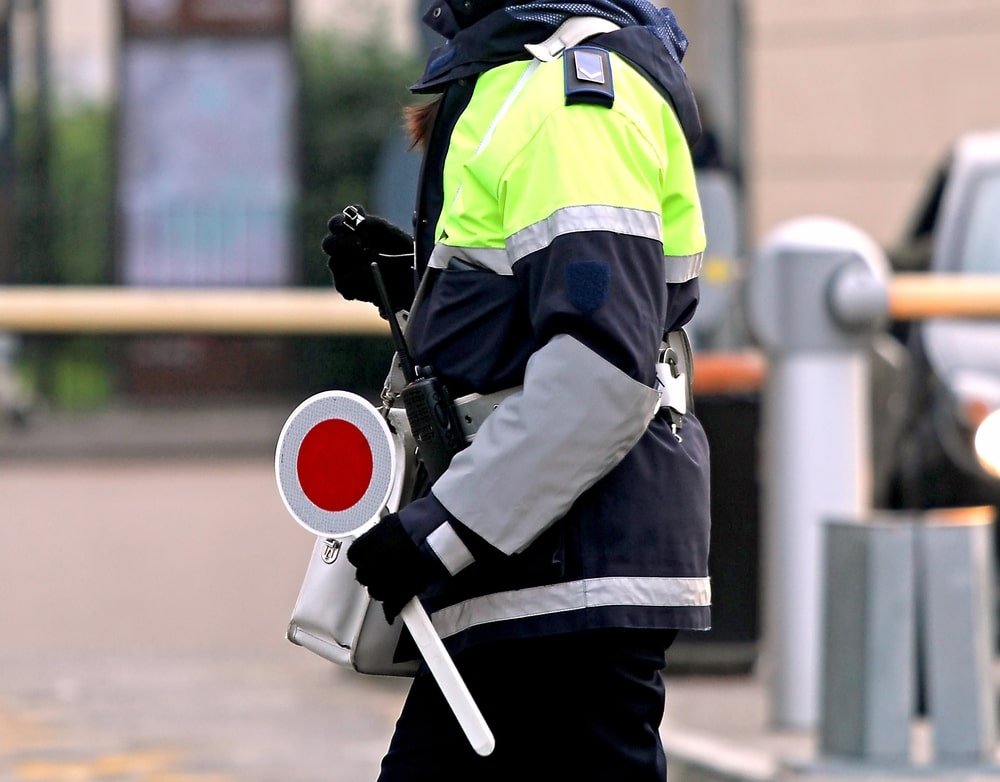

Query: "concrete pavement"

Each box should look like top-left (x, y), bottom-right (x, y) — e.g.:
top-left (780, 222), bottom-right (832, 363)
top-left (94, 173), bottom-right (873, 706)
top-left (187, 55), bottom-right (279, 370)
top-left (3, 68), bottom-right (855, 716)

top-left (0, 647), bottom-right (768, 782)
top-left (0, 650), bottom-right (408, 782)
top-left (0, 440), bottom-right (404, 782)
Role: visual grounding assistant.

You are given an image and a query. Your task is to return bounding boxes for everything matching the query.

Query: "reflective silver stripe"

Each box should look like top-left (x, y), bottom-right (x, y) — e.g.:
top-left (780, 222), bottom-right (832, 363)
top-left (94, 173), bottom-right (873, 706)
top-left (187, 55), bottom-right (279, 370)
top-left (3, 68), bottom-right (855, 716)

top-left (431, 576), bottom-right (712, 639)
top-left (428, 245), bottom-right (702, 282)
top-left (433, 334), bottom-right (660, 555)
top-left (506, 205), bottom-right (662, 265)
top-left (426, 522), bottom-right (475, 576)
top-left (428, 244), bottom-right (513, 276)
top-left (443, 60), bottom-right (541, 220)
top-left (478, 59), bottom-right (540, 154)
top-left (664, 251), bottom-right (704, 283)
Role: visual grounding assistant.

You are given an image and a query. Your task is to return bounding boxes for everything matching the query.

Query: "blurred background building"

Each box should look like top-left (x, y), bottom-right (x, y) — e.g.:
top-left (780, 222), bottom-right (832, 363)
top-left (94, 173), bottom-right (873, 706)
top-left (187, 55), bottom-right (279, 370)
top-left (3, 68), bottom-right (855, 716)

top-left (743, 0), bottom-right (1000, 247)
top-left (0, 0), bottom-right (425, 408)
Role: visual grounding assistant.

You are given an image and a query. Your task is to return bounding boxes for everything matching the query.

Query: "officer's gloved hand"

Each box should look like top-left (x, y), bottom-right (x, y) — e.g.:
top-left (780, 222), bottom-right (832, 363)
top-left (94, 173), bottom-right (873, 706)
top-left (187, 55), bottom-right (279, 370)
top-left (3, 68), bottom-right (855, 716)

top-left (321, 205), bottom-right (416, 316)
top-left (347, 512), bottom-right (442, 623)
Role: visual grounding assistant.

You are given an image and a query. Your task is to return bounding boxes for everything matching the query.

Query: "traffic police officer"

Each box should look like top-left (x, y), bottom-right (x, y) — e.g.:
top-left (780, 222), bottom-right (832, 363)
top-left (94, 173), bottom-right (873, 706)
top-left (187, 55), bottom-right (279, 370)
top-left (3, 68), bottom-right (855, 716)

top-left (322, 1), bottom-right (711, 778)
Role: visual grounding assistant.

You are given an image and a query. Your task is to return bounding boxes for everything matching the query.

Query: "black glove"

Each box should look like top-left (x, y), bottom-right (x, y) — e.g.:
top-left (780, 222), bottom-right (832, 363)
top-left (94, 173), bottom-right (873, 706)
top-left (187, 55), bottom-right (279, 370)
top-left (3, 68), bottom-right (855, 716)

top-left (347, 513), bottom-right (441, 622)
top-left (321, 205), bottom-right (416, 315)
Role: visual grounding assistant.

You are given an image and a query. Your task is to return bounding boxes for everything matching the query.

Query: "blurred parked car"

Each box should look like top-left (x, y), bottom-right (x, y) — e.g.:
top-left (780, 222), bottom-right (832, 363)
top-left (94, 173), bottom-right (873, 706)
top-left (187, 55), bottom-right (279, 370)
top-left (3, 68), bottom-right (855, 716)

top-left (882, 131), bottom-right (1000, 516)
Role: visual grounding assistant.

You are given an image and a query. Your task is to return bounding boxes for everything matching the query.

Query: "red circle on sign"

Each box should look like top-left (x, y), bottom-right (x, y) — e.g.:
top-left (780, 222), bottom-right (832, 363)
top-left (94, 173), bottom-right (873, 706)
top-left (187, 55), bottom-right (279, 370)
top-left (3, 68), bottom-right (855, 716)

top-left (296, 419), bottom-right (374, 512)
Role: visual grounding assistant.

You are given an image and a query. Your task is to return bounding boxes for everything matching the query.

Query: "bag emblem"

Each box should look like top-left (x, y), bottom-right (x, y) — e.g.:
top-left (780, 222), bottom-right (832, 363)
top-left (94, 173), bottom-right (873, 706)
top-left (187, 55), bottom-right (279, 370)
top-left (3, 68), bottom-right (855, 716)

top-left (322, 539), bottom-right (342, 564)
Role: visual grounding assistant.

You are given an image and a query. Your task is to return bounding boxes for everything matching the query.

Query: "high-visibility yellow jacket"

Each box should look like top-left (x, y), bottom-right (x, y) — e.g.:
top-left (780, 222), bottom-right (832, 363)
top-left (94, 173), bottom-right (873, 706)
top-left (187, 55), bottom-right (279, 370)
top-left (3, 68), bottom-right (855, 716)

top-left (396, 20), bottom-right (712, 654)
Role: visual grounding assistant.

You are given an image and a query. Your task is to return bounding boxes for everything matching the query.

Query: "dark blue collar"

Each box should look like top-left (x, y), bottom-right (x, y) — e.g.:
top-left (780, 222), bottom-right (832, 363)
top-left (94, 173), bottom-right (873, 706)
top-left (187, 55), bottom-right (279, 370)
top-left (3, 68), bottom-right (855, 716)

top-left (411, 9), bottom-right (549, 94)
top-left (410, 20), bottom-right (702, 148)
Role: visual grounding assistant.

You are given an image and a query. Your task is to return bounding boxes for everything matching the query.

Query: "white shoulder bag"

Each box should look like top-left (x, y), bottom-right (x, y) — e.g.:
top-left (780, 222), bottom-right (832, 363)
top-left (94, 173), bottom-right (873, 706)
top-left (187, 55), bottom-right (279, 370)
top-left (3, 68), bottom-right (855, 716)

top-left (286, 404), bottom-right (421, 676)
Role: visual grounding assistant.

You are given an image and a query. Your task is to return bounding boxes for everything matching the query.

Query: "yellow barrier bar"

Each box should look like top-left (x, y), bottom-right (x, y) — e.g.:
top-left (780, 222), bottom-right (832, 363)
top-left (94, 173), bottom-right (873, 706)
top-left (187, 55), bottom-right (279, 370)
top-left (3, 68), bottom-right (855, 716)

top-left (693, 350), bottom-right (766, 395)
top-left (889, 274), bottom-right (1000, 320)
top-left (1, 274), bottom-right (997, 339)
top-left (0, 287), bottom-right (389, 335)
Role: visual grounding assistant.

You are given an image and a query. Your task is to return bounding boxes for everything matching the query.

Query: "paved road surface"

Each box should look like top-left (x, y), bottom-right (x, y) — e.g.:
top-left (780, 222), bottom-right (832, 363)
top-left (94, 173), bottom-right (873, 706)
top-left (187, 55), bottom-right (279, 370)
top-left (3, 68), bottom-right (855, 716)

top-left (0, 456), bottom-right (412, 781)
top-left (7, 440), bottom-right (995, 781)
top-left (0, 454), bottom-right (770, 781)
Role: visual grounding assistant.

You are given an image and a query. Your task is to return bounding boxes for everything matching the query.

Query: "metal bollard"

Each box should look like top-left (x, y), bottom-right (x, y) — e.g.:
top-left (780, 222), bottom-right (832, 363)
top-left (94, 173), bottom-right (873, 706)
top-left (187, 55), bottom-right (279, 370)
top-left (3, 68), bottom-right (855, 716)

top-left (745, 217), bottom-right (890, 730)
top-left (819, 515), bottom-right (917, 763)
top-left (918, 506), bottom-right (999, 766)
top-left (819, 507), bottom-right (999, 769)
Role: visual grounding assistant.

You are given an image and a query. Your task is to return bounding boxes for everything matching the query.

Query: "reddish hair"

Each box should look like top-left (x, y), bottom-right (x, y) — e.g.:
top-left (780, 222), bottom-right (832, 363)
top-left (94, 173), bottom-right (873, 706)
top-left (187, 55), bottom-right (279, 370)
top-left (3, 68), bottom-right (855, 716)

top-left (403, 96), bottom-right (443, 151)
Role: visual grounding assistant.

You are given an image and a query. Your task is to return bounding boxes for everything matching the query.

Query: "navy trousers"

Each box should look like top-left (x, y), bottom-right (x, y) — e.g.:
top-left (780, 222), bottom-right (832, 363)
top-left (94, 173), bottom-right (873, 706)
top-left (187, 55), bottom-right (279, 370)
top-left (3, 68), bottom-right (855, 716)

top-left (376, 628), bottom-right (679, 782)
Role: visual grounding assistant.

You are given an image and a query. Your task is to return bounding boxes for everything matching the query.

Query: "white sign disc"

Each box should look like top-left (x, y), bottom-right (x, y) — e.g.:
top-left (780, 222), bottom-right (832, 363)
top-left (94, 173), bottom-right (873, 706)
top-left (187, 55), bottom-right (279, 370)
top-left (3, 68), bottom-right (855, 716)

top-left (275, 391), bottom-right (396, 539)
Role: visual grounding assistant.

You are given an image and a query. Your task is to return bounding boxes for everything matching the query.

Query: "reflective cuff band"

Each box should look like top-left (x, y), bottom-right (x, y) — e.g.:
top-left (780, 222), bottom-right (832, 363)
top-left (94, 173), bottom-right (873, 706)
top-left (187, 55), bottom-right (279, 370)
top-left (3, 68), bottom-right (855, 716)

top-left (664, 251), bottom-right (703, 283)
top-left (428, 244), bottom-right (513, 275)
top-left (426, 522), bottom-right (475, 576)
top-left (506, 205), bottom-right (662, 266)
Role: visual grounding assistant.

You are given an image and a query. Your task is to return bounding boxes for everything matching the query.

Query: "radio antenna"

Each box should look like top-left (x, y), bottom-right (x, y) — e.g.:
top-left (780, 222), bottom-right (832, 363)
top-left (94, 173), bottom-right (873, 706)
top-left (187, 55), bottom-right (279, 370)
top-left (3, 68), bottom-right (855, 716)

top-left (370, 262), bottom-right (418, 384)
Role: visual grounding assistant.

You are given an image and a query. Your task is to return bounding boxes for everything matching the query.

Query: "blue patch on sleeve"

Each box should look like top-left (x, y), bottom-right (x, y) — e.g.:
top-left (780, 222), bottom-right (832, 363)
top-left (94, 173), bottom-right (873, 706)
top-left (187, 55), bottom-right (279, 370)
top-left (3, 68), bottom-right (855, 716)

top-left (565, 261), bottom-right (610, 314)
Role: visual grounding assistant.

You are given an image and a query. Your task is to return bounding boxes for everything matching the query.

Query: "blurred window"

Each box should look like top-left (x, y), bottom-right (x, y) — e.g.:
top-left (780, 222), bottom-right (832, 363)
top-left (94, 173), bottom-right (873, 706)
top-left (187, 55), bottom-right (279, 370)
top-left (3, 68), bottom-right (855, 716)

top-left (960, 172), bottom-right (1000, 274)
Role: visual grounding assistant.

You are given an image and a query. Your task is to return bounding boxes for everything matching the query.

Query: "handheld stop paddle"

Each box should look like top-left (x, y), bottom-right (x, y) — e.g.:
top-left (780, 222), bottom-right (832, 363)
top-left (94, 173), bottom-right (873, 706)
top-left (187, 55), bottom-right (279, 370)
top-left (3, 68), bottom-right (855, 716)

top-left (275, 391), bottom-right (495, 756)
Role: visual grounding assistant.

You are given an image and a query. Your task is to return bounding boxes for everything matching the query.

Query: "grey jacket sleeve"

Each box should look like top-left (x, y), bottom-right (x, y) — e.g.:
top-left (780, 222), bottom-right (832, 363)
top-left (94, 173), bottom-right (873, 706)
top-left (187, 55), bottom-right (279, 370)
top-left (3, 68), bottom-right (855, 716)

top-left (431, 333), bottom-right (660, 556)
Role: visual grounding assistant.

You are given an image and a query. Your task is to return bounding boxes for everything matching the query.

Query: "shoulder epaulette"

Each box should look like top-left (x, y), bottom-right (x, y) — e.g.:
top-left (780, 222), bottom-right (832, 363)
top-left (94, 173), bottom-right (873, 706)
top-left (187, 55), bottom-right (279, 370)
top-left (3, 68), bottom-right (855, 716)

top-left (564, 46), bottom-right (615, 109)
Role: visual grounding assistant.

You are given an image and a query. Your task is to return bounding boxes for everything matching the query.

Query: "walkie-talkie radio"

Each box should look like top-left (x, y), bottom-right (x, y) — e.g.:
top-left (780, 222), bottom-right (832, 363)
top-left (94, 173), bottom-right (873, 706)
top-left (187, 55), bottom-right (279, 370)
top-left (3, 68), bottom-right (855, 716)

top-left (370, 262), bottom-right (467, 483)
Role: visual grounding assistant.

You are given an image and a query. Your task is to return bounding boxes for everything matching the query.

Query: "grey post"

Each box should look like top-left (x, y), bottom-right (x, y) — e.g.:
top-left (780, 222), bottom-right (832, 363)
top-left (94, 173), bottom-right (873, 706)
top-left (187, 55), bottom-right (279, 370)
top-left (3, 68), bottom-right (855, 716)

top-left (919, 506), bottom-right (999, 766)
top-left (819, 515), bottom-right (916, 763)
top-left (745, 217), bottom-right (889, 730)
